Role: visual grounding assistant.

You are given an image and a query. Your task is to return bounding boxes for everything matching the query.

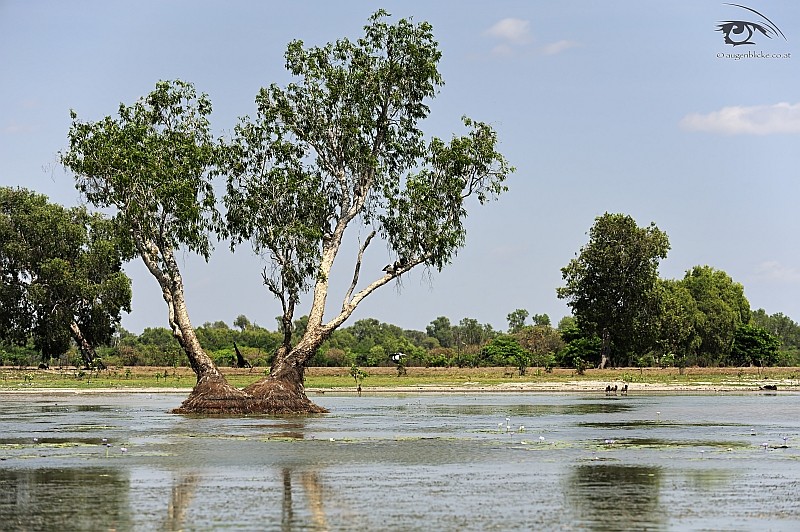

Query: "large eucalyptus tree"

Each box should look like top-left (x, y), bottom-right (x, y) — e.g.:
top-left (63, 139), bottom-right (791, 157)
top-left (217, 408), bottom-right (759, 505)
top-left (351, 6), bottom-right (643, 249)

top-left (62, 11), bottom-right (512, 414)
top-left (220, 10), bottom-right (513, 413)
top-left (60, 80), bottom-right (252, 408)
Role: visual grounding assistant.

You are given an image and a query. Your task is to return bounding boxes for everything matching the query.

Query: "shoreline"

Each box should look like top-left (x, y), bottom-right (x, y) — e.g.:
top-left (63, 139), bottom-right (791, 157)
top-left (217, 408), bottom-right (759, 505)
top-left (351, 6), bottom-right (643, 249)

top-left (1, 379), bottom-right (796, 396)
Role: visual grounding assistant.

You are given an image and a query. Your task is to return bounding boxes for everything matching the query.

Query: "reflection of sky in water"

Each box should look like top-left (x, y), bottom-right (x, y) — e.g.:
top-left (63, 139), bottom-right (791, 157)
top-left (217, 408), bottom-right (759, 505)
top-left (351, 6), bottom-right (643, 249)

top-left (1, 393), bottom-right (799, 530)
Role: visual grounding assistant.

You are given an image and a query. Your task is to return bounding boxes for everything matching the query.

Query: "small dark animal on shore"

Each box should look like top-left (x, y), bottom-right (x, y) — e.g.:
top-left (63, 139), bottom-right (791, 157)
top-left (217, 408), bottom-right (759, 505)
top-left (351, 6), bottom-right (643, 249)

top-left (760, 384), bottom-right (778, 391)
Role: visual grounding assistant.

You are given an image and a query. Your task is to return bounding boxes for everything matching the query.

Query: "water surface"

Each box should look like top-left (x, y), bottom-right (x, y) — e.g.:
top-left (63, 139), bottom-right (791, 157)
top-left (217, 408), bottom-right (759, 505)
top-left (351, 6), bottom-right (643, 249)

top-left (1, 391), bottom-right (798, 530)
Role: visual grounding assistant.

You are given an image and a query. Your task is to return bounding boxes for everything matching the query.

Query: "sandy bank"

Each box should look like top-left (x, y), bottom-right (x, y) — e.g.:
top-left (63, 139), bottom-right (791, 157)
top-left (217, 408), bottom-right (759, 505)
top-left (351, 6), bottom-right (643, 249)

top-left (2, 379), bottom-right (797, 396)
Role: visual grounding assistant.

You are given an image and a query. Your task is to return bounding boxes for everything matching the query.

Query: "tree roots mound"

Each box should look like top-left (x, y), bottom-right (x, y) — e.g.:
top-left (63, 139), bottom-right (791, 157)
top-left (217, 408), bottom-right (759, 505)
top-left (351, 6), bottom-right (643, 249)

top-left (244, 377), bottom-right (328, 415)
top-left (172, 375), bottom-right (328, 415)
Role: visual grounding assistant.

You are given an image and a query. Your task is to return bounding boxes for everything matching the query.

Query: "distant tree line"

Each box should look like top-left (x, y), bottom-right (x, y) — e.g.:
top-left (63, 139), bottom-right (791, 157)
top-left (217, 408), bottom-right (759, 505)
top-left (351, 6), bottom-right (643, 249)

top-left (556, 212), bottom-right (799, 370)
top-left (3, 194), bottom-right (799, 370)
top-left (3, 304), bottom-right (798, 371)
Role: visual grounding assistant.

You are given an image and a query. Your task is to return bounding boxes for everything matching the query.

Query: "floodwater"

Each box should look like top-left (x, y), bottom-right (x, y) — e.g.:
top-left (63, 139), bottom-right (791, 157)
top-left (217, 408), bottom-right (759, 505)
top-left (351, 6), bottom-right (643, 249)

top-left (1, 391), bottom-right (799, 531)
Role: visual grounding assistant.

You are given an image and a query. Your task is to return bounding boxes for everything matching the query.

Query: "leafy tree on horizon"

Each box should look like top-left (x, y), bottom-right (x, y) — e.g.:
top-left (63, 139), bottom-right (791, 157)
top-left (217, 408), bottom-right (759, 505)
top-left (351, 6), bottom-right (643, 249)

top-left (427, 316), bottom-right (454, 348)
top-left (0, 187), bottom-right (132, 367)
top-left (654, 278), bottom-right (701, 364)
top-left (531, 313), bottom-right (551, 327)
top-left (506, 308), bottom-right (529, 334)
top-left (679, 265), bottom-right (750, 366)
top-left (750, 308), bottom-right (800, 363)
top-left (557, 212), bottom-right (670, 368)
top-left (729, 323), bottom-right (780, 367)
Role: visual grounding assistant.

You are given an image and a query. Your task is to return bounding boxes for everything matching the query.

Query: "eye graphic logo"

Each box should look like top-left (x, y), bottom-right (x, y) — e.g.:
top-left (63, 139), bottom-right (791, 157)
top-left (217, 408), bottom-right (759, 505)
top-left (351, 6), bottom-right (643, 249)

top-left (717, 3), bottom-right (786, 46)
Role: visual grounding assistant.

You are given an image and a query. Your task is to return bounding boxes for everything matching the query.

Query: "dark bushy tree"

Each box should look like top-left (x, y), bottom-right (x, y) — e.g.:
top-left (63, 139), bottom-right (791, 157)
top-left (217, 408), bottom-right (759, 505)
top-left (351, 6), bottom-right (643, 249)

top-left (558, 213), bottom-right (669, 368)
top-left (0, 187), bottom-right (132, 366)
top-left (729, 324), bottom-right (780, 367)
top-left (679, 266), bottom-right (750, 366)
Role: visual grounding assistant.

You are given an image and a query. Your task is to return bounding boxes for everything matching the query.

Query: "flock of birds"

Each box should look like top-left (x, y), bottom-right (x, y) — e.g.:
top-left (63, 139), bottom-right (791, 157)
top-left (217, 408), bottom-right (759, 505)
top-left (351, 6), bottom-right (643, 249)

top-left (30, 436), bottom-right (128, 456)
top-left (604, 383), bottom-right (629, 395)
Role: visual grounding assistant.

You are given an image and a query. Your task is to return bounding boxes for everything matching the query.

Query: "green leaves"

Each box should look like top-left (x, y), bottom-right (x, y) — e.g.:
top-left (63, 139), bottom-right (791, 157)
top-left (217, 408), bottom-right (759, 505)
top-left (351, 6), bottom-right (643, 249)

top-left (379, 118), bottom-right (511, 271)
top-left (0, 187), bottom-right (132, 357)
top-left (224, 11), bottom-right (512, 343)
top-left (61, 79), bottom-right (220, 261)
top-left (730, 324), bottom-right (780, 367)
top-left (558, 213), bottom-right (670, 363)
top-left (679, 265), bottom-right (750, 364)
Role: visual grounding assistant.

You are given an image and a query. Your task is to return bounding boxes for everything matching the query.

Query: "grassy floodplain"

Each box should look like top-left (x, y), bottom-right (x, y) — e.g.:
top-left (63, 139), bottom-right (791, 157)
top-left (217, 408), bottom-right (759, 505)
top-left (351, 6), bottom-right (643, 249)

top-left (1, 365), bottom-right (798, 392)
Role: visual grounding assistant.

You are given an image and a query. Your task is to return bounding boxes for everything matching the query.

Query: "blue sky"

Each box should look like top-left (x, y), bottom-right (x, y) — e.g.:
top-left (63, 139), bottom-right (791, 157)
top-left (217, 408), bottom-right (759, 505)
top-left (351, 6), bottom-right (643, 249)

top-left (2, 1), bottom-right (799, 334)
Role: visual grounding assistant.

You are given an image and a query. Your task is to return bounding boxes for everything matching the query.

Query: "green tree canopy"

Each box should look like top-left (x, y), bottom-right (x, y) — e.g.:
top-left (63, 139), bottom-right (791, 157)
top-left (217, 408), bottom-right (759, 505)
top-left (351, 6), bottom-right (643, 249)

top-left (557, 213), bottom-right (670, 367)
top-left (679, 265), bottom-right (750, 365)
top-left (61, 79), bottom-right (230, 387)
top-left (427, 316), bottom-right (454, 348)
top-left (729, 324), bottom-right (780, 367)
top-left (506, 308), bottom-right (529, 333)
top-left (750, 309), bottom-right (800, 362)
top-left (480, 334), bottom-right (528, 370)
top-left (655, 278), bottom-right (701, 362)
top-left (0, 187), bottom-right (132, 365)
top-left (453, 317), bottom-right (494, 347)
top-left (531, 313), bottom-right (551, 327)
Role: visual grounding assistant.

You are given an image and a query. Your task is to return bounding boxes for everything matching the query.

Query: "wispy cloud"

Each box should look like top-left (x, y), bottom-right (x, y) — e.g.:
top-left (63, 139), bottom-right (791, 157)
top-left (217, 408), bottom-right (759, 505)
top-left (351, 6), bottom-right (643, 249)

top-left (541, 39), bottom-right (579, 56)
top-left (483, 18), bottom-right (576, 58)
top-left (680, 102), bottom-right (800, 135)
top-left (484, 18), bottom-right (532, 45)
top-left (754, 261), bottom-right (800, 282)
top-left (2, 121), bottom-right (36, 134)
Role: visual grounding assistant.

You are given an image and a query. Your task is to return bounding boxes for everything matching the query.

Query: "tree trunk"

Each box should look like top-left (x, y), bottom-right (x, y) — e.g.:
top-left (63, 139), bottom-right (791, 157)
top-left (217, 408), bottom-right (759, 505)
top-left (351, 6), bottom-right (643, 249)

top-left (243, 343), bottom-right (328, 415)
top-left (173, 320), bottom-right (327, 415)
top-left (164, 264), bottom-right (253, 414)
top-left (171, 322), bottom-right (252, 414)
top-left (69, 321), bottom-right (105, 369)
top-left (598, 328), bottom-right (611, 369)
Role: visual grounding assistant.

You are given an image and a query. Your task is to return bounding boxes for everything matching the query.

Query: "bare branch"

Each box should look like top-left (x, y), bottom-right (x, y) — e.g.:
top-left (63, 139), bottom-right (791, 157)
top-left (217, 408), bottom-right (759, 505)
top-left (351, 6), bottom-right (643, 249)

top-left (342, 230), bottom-right (376, 310)
top-left (326, 254), bottom-right (431, 332)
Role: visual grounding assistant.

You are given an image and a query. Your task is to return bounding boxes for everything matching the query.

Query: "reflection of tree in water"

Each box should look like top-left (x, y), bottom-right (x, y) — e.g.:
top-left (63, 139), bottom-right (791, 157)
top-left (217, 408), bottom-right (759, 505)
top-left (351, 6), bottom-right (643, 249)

top-left (0, 468), bottom-right (131, 530)
top-left (282, 468), bottom-right (328, 531)
top-left (161, 468), bottom-right (328, 531)
top-left (164, 474), bottom-right (199, 531)
top-left (565, 464), bottom-right (665, 530)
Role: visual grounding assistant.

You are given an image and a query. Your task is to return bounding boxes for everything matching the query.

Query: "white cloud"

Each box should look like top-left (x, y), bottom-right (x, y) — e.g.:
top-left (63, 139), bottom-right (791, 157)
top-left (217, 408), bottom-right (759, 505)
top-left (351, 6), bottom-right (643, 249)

top-left (490, 44), bottom-right (514, 57)
top-left (2, 121), bottom-right (35, 134)
top-left (754, 261), bottom-right (800, 282)
top-left (680, 102), bottom-right (800, 135)
top-left (484, 18), bottom-right (532, 45)
top-left (540, 39), bottom-right (578, 56)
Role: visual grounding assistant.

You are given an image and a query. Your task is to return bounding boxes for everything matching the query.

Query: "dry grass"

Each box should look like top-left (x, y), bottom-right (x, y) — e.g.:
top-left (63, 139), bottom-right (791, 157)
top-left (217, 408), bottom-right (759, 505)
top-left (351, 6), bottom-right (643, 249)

top-left (1, 364), bottom-right (797, 391)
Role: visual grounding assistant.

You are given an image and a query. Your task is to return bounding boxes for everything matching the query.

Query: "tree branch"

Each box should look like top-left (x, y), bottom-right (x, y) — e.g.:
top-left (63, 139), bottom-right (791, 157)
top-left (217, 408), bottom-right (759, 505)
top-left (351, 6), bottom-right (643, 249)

top-left (326, 254), bottom-right (430, 332)
top-left (342, 230), bottom-right (376, 310)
